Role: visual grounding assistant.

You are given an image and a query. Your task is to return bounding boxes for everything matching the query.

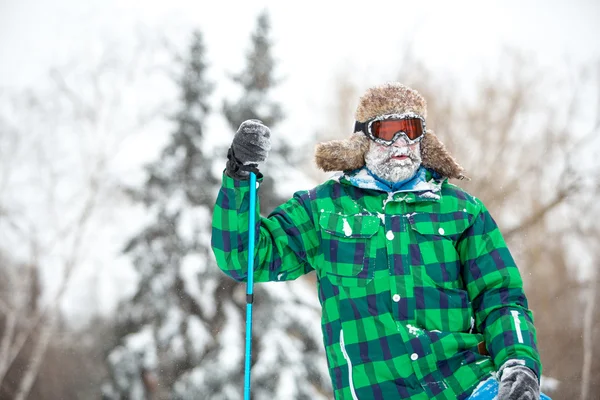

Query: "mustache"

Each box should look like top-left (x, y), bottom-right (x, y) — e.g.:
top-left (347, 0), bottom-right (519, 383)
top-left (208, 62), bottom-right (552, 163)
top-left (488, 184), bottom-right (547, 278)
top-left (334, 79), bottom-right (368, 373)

top-left (389, 147), bottom-right (419, 161)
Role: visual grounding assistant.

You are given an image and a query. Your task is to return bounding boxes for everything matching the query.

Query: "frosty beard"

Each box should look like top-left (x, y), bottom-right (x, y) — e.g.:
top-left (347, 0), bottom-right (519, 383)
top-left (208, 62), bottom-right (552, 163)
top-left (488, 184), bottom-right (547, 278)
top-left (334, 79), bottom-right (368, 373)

top-left (365, 141), bottom-right (422, 183)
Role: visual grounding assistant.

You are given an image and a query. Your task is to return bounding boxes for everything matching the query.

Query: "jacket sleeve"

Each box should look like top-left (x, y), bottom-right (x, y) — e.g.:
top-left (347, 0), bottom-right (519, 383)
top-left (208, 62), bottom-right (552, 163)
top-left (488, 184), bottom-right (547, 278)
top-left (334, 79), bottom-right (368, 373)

top-left (211, 171), bottom-right (318, 283)
top-left (457, 199), bottom-right (542, 378)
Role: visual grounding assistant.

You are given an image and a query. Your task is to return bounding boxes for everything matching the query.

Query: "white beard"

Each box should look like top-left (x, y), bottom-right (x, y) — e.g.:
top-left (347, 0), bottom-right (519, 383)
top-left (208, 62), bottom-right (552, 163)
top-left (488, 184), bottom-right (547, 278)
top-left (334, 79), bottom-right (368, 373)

top-left (365, 142), bottom-right (422, 183)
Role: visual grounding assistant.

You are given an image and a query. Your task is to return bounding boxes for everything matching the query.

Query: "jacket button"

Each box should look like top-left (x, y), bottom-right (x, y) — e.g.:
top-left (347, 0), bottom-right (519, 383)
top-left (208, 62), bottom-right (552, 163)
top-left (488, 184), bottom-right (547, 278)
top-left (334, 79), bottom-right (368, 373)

top-left (392, 294), bottom-right (401, 302)
top-left (386, 230), bottom-right (394, 240)
top-left (438, 227), bottom-right (445, 235)
top-left (410, 353), bottom-right (419, 361)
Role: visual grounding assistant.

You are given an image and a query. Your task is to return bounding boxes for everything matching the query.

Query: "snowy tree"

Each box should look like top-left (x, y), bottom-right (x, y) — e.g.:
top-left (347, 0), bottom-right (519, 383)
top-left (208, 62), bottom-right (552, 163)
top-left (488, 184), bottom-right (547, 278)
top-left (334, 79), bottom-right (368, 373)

top-left (102, 30), bottom-right (219, 399)
top-left (222, 10), bottom-right (307, 213)
top-left (222, 11), bottom-right (283, 131)
top-left (104, 22), bottom-right (329, 399)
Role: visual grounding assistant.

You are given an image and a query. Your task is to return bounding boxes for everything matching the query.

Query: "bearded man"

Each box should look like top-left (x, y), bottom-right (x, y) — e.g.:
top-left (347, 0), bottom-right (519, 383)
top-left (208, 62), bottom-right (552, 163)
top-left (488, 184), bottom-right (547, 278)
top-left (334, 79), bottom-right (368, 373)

top-left (212, 83), bottom-right (549, 400)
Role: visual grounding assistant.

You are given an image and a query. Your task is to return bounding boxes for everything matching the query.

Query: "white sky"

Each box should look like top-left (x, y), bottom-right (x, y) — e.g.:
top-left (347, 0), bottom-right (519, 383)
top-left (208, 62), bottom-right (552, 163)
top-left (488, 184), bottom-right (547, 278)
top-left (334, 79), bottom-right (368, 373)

top-left (1, 0), bottom-right (599, 150)
top-left (1, 0), bottom-right (599, 321)
top-left (1, 0), bottom-right (599, 109)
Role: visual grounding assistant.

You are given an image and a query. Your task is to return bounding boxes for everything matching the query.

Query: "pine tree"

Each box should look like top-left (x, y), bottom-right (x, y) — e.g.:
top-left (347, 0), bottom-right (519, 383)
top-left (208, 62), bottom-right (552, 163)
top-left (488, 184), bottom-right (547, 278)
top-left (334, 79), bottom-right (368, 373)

top-left (222, 11), bottom-right (283, 130)
top-left (104, 15), bottom-right (330, 400)
top-left (102, 30), bottom-right (226, 399)
top-left (222, 10), bottom-right (295, 213)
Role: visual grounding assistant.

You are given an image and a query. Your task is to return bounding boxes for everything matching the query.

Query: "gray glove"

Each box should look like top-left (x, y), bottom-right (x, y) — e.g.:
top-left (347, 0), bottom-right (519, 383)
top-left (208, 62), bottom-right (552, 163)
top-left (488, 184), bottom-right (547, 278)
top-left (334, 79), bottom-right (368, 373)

top-left (226, 119), bottom-right (271, 180)
top-left (498, 360), bottom-right (540, 400)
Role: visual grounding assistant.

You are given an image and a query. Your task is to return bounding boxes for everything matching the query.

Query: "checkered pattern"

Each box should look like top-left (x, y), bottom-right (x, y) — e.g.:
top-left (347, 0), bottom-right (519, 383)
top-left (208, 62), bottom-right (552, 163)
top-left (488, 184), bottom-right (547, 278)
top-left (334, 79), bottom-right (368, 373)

top-left (211, 171), bottom-right (541, 399)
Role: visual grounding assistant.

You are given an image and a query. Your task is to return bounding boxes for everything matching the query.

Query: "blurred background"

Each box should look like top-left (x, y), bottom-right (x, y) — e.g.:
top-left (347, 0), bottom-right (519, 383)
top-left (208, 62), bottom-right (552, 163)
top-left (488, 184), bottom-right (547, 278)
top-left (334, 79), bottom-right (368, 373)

top-left (0, 0), bottom-right (599, 399)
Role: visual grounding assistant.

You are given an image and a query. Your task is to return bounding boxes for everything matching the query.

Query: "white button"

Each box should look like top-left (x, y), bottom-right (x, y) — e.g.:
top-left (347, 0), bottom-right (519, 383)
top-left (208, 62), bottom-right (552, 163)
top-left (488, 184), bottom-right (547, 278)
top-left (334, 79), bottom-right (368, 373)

top-left (256, 182), bottom-right (260, 189)
top-left (392, 294), bottom-right (401, 302)
top-left (386, 230), bottom-right (395, 240)
top-left (410, 353), bottom-right (419, 361)
top-left (438, 227), bottom-right (445, 235)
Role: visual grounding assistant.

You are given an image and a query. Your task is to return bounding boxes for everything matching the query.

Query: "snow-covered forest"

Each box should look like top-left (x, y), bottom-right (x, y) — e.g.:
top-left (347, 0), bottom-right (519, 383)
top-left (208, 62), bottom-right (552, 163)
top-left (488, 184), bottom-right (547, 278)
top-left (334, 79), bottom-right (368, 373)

top-left (1, 2), bottom-right (599, 399)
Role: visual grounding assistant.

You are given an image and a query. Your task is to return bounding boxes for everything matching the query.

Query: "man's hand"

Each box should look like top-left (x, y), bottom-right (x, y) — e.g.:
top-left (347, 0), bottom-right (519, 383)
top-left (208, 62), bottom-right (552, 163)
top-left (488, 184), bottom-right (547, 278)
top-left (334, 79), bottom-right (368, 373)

top-left (226, 119), bottom-right (271, 179)
top-left (498, 360), bottom-right (540, 400)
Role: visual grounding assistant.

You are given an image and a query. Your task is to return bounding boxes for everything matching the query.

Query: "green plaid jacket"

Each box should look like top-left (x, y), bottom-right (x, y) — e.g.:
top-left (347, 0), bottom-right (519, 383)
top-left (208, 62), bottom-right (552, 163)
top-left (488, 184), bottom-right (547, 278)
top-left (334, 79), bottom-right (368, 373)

top-left (211, 170), bottom-right (541, 400)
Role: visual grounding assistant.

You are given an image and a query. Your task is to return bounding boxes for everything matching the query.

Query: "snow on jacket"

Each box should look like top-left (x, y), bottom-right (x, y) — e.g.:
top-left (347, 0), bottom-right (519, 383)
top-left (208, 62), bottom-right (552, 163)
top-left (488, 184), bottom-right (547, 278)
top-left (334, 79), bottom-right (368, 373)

top-left (211, 168), bottom-right (541, 400)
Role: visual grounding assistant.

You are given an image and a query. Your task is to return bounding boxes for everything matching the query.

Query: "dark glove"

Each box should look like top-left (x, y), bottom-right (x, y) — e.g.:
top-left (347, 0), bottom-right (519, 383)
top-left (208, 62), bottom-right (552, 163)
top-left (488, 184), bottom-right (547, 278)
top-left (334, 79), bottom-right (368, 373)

top-left (498, 360), bottom-right (540, 400)
top-left (226, 119), bottom-right (271, 180)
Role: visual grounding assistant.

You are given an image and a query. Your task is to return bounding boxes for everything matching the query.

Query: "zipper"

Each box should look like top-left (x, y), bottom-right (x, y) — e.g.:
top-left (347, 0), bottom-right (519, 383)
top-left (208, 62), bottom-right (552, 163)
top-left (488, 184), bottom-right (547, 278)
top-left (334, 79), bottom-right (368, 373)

top-left (339, 330), bottom-right (358, 400)
top-left (510, 310), bottom-right (524, 344)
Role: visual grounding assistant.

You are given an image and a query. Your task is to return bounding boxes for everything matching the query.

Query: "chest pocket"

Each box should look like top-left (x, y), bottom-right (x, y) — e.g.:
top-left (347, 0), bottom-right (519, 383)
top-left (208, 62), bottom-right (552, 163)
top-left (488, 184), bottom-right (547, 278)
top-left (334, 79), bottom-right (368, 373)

top-left (407, 211), bottom-right (471, 285)
top-left (318, 212), bottom-right (380, 286)
top-left (408, 211), bottom-right (473, 332)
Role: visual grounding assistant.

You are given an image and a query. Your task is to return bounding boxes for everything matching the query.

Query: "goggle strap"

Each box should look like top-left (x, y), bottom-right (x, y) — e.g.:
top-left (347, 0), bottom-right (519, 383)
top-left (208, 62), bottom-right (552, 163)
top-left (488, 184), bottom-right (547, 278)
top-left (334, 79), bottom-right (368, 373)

top-left (354, 121), bottom-right (366, 133)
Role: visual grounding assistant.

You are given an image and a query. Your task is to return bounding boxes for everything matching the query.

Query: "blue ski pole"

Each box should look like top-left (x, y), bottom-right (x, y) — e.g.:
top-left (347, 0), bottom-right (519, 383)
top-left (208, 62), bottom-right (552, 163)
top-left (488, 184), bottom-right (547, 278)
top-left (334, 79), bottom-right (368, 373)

top-left (244, 171), bottom-right (257, 400)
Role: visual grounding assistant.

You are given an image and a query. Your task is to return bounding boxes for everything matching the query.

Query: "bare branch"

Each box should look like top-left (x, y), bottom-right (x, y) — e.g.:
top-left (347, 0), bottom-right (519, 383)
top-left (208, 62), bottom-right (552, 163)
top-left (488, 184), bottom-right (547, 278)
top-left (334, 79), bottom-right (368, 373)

top-left (0, 311), bottom-right (17, 381)
top-left (14, 315), bottom-right (56, 400)
top-left (581, 237), bottom-right (598, 400)
top-left (503, 189), bottom-right (570, 239)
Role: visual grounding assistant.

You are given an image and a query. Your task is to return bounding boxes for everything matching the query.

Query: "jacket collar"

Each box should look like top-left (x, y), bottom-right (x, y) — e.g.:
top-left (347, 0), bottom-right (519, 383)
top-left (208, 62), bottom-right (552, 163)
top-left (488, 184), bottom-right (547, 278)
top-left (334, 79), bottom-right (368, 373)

top-left (339, 166), bottom-right (444, 201)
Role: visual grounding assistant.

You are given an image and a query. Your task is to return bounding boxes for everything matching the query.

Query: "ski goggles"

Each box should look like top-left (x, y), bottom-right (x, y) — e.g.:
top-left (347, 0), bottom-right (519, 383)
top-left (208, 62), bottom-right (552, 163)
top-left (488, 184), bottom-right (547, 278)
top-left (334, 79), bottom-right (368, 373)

top-left (354, 112), bottom-right (427, 146)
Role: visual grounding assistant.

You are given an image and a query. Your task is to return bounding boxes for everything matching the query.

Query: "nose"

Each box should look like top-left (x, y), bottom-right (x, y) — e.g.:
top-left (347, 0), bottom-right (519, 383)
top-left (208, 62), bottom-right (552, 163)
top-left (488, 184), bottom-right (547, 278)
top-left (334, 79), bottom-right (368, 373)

top-left (392, 135), bottom-right (409, 147)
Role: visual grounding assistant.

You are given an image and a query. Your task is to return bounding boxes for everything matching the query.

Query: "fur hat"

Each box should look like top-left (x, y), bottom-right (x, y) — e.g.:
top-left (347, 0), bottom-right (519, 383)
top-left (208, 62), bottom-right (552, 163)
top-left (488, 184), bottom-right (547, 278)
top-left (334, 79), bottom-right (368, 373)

top-left (315, 82), bottom-right (466, 180)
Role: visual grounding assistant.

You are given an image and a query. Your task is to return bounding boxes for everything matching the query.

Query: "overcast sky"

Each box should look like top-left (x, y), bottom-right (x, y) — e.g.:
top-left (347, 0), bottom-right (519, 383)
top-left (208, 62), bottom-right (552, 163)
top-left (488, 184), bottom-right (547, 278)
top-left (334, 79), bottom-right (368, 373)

top-left (1, 0), bottom-right (599, 106)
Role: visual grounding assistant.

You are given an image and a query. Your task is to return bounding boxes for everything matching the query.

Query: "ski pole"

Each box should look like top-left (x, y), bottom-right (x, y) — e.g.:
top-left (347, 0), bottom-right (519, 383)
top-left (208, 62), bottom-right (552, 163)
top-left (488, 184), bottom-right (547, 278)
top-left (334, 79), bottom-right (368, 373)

top-left (244, 171), bottom-right (257, 400)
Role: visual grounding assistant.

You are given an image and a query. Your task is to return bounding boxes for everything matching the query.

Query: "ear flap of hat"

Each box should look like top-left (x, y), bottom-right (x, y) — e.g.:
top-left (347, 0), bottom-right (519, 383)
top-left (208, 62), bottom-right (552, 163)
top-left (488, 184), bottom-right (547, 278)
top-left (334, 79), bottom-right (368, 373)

top-left (421, 130), bottom-right (468, 180)
top-left (314, 129), bottom-right (468, 180)
top-left (315, 133), bottom-right (370, 172)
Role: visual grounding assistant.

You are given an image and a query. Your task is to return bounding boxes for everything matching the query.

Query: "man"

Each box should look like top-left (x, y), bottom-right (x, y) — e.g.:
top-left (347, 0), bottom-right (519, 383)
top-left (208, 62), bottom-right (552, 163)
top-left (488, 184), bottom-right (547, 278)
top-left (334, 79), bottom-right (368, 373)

top-left (212, 83), bottom-right (547, 399)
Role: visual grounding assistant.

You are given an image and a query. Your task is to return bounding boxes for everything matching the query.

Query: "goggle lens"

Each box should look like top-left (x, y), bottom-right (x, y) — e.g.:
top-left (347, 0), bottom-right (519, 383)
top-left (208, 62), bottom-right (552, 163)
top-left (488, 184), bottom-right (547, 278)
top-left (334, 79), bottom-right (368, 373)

top-left (371, 118), bottom-right (425, 142)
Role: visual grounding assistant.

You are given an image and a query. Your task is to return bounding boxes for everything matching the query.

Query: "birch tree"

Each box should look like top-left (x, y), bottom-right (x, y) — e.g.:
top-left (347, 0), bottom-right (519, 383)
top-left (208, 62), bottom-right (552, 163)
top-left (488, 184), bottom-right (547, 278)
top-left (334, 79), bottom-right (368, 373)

top-left (0, 33), bottom-right (170, 399)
